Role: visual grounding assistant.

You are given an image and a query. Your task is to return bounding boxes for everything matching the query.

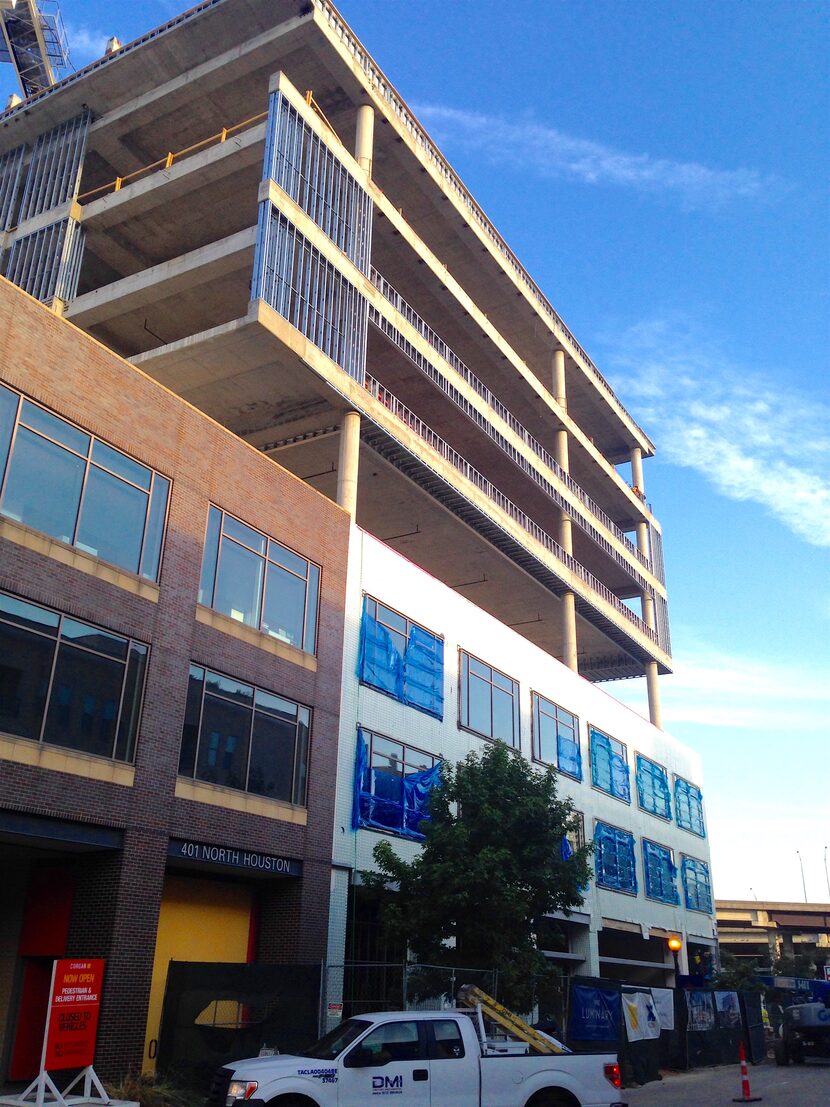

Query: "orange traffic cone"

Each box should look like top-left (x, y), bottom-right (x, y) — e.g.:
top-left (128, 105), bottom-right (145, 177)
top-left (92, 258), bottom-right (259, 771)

top-left (731, 1040), bottom-right (762, 1102)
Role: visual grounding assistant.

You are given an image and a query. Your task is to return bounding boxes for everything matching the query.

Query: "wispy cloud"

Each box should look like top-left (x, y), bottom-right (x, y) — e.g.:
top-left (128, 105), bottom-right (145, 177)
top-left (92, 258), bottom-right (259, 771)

top-left (414, 104), bottom-right (779, 210)
top-left (602, 316), bottom-right (830, 547)
top-left (64, 25), bottom-right (110, 66)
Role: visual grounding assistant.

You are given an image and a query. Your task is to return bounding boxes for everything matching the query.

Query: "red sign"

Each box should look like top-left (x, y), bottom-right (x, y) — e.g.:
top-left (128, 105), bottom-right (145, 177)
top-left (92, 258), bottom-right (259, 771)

top-left (44, 960), bottom-right (105, 1071)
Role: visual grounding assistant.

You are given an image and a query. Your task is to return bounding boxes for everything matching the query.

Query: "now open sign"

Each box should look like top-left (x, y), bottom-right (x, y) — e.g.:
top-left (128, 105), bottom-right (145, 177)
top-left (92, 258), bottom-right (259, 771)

top-left (44, 959), bottom-right (105, 1071)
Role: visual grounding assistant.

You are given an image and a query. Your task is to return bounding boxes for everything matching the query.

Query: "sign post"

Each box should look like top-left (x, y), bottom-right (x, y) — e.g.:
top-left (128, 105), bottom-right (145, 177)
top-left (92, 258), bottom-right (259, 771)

top-left (15, 959), bottom-right (108, 1107)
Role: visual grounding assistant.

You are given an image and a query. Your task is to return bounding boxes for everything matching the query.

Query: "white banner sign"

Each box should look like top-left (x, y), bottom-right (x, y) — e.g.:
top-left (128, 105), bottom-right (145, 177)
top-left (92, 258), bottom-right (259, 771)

top-left (650, 987), bottom-right (675, 1031)
top-left (622, 991), bottom-right (661, 1042)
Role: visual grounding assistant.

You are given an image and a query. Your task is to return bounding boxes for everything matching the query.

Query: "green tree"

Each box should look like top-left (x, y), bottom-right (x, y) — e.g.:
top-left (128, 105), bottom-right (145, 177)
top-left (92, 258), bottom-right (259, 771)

top-left (710, 950), bottom-right (765, 992)
top-left (367, 742), bottom-right (592, 1011)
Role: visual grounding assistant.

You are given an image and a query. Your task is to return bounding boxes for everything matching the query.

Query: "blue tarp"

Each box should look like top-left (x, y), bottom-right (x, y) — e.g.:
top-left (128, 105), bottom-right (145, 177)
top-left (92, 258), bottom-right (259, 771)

top-left (681, 857), bottom-right (713, 913)
top-left (357, 601), bottom-right (444, 719)
top-left (569, 985), bottom-right (621, 1041)
top-left (642, 839), bottom-right (679, 904)
top-left (590, 728), bottom-right (630, 802)
top-left (675, 778), bottom-right (706, 837)
top-left (351, 728), bottom-right (442, 840)
top-left (636, 755), bottom-right (671, 819)
top-left (595, 822), bottom-right (637, 894)
top-left (558, 731), bottom-right (582, 779)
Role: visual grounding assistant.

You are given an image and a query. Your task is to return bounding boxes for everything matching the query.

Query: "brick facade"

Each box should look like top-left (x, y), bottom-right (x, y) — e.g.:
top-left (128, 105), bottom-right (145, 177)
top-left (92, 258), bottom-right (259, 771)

top-left (0, 278), bottom-right (349, 1078)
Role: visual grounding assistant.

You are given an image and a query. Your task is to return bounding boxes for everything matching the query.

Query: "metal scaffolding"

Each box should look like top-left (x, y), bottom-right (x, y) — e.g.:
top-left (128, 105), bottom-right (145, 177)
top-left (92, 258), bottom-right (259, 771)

top-left (0, 0), bottom-right (70, 99)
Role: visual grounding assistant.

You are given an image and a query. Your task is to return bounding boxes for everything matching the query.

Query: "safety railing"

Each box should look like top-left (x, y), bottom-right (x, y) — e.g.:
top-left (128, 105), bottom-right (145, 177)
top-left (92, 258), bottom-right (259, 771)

top-left (76, 110), bottom-right (268, 204)
top-left (369, 270), bottom-right (652, 571)
top-left (316, 0), bottom-right (648, 443)
top-left (363, 373), bottom-right (658, 643)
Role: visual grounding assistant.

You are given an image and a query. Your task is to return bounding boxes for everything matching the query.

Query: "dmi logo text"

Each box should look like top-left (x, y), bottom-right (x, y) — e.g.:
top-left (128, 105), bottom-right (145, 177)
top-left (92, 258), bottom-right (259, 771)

top-left (372, 1074), bottom-right (403, 1094)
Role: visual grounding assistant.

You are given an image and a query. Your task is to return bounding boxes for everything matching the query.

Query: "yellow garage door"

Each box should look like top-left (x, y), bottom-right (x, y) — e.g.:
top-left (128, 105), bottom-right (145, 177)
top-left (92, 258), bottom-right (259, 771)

top-left (143, 875), bottom-right (252, 1072)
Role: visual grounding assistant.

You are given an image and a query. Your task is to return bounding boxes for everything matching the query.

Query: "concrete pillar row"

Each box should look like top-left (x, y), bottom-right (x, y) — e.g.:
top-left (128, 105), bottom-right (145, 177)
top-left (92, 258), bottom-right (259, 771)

top-left (641, 591), bottom-right (656, 631)
top-left (337, 410), bottom-right (361, 518)
top-left (552, 348), bottom-right (567, 409)
top-left (630, 445), bottom-right (645, 495)
top-left (555, 429), bottom-right (570, 474)
top-left (355, 104), bottom-right (375, 177)
top-left (645, 660), bottom-right (663, 730)
top-left (635, 520), bottom-right (650, 558)
top-left (558, 510), bottom-right (573, 557)
top-left (561, 591), bottom-right (578, 672)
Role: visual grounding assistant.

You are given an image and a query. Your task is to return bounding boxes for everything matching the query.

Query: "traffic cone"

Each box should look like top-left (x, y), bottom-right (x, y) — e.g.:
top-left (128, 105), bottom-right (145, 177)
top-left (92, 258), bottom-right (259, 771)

top-left (731, 1039), bottom-right (762, 1102)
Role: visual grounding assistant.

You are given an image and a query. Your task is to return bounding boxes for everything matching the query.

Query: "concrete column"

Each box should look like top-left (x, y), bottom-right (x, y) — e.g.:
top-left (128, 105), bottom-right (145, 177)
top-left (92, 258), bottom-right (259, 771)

top-left (641, 591), bottom-right (656, 630)
top-left (562, 591), bottom-right (578, 672)
top-left (552, 348), bottom-right (567, 409)
top-left (630, 445), bottom-right (645, 495)
top-left (558, 510), bottom-right (573, 557)
top-left (570, 925), bottom-right (600, 977)
top-left (635, 520), bottom-right (650, 558)
top-left (355, 104), bottom-right (375, 177)
top-left (337, 410), bottom-right (360, 517)
top-left (554, 429), bottom-right (570, 473)
top-left (645, 660), bottom-right (662, 730)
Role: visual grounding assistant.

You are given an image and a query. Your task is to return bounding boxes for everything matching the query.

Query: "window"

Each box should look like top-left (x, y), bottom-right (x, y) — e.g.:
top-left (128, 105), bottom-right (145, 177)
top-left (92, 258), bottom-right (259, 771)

top-left (428, 1019), bottom-right (465, 1060)
top-left (179, 665), bottom-right (311, 805)
top-left (358, 596), bottom-right (443, 719)
top-left (459, 651), bottom-right (519, 746)
top-left (675, 777), bottom-right (706, 837)
top-left (561, 810), bottom-right (585, 861)
top-left (594, 822), bottom-right (637, 894)
top-left (352, 727), bottom-right (441, 839)
top-left (681, 856), bottom-right (713, 913)
top-left (0, 591), bottom-right (147, 761)
top-left (199, 506), bottom-right (320, 654)
top-left (635, 754), bottom-right (671, 820)
top-left (348, 1021), bottom-right (425, 1065)
top-left (642, 840), bottom-right (680, 905)
top-left (589, 727), bottom-right (630, 802)
top-left (0, 384), bottom-right (169, 580)
top-left (532, 691), bottom-right (581, 778)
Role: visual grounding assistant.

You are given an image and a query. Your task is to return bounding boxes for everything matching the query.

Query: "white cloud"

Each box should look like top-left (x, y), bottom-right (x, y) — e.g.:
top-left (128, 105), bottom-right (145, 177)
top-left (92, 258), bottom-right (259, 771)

top-left (603, 316), bottom-right (830, 547)
top-left (414, 103), bottom-right (779, 210)
top-left (64, 25), bottom-right (110, 66)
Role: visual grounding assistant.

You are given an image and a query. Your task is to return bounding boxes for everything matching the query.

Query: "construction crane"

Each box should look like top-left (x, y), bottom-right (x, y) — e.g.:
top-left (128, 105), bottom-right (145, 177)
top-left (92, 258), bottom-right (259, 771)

top-left (0, 0), bottom-right (70, 101)
top-left (457, 984), bottom-right (570, 1056)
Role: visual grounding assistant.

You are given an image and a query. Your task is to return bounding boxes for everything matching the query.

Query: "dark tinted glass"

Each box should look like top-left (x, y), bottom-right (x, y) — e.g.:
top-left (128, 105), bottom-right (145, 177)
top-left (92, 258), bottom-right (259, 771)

top-left (42, 645), bottom-right (123, 758)
top-left (199, 506), bottom-right (222, 604)
top-left (262, 561), bottom-right (306, 646)
top-left (141, 474), bottom-right (169, 581)
top-left (196, 693), bottom-right (251, 789)
top-left (2, 427), bottom-right (84, 542)
top-left (0, 593), bottom-right (59, 633)
top-left (303, 563), bottom-right (320, 653)
top-left (0, 618), bottom-right (55, 740)
top-left (178, 666), bottom-right (205, 776)
top-left (114, 643), bottom-right (147, 761)
top-left (0, 384), bottom-right (17, 479)
top-left (76, 466), bottom-right (147, 574)
top-left (248, 708), bottom-right (296, 802)
top-left (293, 708), bottom-right (310, 804)
top-left (60, 618), bottom-right (127, 661)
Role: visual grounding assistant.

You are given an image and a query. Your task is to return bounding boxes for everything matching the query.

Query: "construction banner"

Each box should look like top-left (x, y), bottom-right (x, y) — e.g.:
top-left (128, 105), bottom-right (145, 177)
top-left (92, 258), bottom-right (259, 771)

top-left (621, 991), bottom-right (660, 1042)
top-left (44, 959), bottom-right (105, 1071)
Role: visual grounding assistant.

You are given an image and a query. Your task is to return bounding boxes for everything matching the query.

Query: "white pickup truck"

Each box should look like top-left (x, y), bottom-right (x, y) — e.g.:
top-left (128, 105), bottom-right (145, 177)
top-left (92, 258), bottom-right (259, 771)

top-left (210, 1009), bottom-right (626, 1107)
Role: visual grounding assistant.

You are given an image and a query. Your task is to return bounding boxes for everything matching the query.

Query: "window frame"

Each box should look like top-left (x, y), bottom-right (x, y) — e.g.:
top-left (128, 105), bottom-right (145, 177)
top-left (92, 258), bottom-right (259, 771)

top-left (179, 662), bottom-right (312, 806)
top-left (458, 649), bottom-right (520, 747)
top-left (199, 504), bottom-right (321, 655)
top-left (359, 594), bottom-right (444, 718)
top-left (589, 725), bottom-right (630, 803)
top-left (681, 854), bottom-right (713, 914)
top-left (642, 838), bottom-right (680, 905)
top-left (355, 726), bottom-right (441, 839)
top-left (531, 689), bottom-right (581, 779)
top-left (0, 589), bottom-right (148, 762)
top-left (566, 811), bottom-right (586, 854)
top-left (593, 819), bottom-right (638, 896)
top-left (0, 384), bottom-right (170, 582)
top-left (674, 775), bottom-right (706, 837)
top-left (635, 752), bottom-right (672, 821)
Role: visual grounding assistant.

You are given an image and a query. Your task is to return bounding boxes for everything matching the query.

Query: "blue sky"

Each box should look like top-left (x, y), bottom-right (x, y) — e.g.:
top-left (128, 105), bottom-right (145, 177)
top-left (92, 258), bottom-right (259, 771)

top-left (5, 1), bottom-right (828, 903)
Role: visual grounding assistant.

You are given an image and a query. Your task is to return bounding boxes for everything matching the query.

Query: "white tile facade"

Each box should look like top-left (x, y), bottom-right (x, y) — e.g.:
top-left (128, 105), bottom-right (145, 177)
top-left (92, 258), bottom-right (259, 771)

top-left (329, 526), bottom-right (715, 979)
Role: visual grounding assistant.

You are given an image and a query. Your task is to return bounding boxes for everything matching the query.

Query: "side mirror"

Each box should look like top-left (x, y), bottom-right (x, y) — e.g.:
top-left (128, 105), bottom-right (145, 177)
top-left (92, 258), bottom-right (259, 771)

top-left (344, 1046), bottom-right (374, 1068)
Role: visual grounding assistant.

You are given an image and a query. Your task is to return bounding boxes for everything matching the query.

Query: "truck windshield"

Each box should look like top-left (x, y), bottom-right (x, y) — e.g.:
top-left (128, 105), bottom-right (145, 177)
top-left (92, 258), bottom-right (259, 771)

top-left (303, 1019), bottom-right (371, 1060)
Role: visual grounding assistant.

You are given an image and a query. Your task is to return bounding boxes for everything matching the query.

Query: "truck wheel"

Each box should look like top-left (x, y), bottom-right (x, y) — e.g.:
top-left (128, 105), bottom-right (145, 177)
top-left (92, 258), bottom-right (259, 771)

top-left (267, 1097), bottom-right (318, 1107)
top-left (526, 1091), bottom-right (579, 1107)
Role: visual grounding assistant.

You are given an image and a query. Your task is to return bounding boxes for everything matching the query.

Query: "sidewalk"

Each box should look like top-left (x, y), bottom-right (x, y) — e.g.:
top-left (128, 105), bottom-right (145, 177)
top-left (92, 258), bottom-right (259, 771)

top-left (624, 1060), bottom-right (830, 1106)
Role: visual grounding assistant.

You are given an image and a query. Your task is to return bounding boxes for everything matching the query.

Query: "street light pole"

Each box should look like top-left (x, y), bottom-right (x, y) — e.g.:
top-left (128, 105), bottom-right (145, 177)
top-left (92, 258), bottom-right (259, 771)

top-left (824, 845), bottom-right (829, 899)
top-left (796, 850), bottom-right (807, 904)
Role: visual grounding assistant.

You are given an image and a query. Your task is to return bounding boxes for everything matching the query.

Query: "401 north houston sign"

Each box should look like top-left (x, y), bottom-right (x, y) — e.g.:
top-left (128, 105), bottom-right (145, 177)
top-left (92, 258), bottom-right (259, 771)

top-left (168, 837), bottom-right (302, 876)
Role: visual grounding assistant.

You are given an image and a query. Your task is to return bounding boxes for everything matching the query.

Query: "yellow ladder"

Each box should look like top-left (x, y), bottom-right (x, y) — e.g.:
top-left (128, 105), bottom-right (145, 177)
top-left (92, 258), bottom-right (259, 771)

top-left (457, 984), bottom-right (568, 1055)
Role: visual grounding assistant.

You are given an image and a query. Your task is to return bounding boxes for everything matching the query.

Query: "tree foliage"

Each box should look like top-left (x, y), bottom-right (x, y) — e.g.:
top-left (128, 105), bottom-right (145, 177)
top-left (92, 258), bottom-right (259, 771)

top-left (367, 742), bottom-right (592, 1010)
top-left (710, 951), bottom-right (765, 992)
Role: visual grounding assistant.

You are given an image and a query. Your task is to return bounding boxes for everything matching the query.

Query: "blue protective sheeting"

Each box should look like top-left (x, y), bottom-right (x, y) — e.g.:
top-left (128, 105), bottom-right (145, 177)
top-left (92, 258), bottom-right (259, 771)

top-left (595, 822), bottom-right (637, 894)
top-left (681, 857), bottom-right (713, 913)
top-left (590, 728), bottom-right (630, 802)
top-left (357, 600), bottom-right (443, 719)
top-left (636, 755), bottom-right (671, 819)
top-left (643, 840), bottom-right (680, 904)
top-left (675, 778), bottom-right (706, 837)
top-left (569, 985), bottom-right (621, 1041)
top-left (352, 729), bottom-right (442, 840)
top-left (358, 604), bottom-right (403, 698)
top-left (558, 732), bottom-right (582, 779)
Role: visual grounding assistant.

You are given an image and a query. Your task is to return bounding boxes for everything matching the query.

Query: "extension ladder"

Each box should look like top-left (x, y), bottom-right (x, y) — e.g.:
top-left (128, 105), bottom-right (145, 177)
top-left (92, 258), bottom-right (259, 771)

top-left (457, 984), bottom-right (569, 1055)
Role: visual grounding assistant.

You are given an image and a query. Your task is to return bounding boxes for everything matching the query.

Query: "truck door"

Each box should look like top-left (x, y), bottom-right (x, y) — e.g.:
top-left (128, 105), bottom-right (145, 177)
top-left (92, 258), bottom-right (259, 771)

top-left (426, 1018), bottom-right (479, 1107)
top-left (338, 1019), bottom-right (430, 1106)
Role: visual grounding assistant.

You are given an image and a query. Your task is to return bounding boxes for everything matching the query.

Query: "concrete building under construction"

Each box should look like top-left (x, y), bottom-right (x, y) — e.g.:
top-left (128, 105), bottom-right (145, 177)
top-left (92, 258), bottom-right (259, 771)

top-left (0, 0), bottom-right (715, 1079)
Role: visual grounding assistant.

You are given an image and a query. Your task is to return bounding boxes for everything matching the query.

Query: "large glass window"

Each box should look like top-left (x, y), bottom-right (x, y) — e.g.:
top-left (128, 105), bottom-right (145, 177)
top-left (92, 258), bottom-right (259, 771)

top-left (635, 754), bottom-right (672, 820)
top-left (179, 665), bottom-right (311, 806)
top-left (675, 777), bottom-right (706, 837)
top-left (589, 726), bottom-right (630, 802)
top-left (532, 691), bottom-right (581, 779)
top-left (0, 590), bottom-right (147, 761)
top-left (642, 839), bottom-right (680, 904)
top-left (0, 384), bottom-right (169, 580)
top-left (594, 821), bottom-right (637, 895)
top-left (459, 651), bottom-right (519, 746)
top-left (681, 856), bottom-right (713, 913)
top-left (358, 596), bottom-right (444, 718)
top-left (352, 727), bottom-right (441, 839)
top-left (199, 506), bottom-right (320, 654)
